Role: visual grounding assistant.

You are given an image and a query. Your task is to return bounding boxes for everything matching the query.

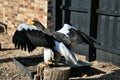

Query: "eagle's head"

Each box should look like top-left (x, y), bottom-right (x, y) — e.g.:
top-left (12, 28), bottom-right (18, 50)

top-left (28, 20), bottom-right (46, 30)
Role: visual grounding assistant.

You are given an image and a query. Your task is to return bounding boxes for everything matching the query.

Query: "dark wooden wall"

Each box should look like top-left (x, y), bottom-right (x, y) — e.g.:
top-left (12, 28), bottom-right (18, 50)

top-left (52, 0), bottom-right (120, 64)
top-left (96, 0), bottom-right (120, 66)
top-left (96, 0), bottom-right (120, 55)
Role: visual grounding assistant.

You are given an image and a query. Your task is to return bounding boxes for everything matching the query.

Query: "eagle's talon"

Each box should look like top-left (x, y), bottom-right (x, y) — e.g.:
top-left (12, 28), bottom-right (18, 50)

top-left (41, 63), bottom-right (47, 68)
top-left (48, 61), bottom-right (54, 65)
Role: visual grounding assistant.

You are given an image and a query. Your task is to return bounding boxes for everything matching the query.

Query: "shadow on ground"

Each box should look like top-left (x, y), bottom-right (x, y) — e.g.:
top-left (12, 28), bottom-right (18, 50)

top-left (70, 68), bottom-right (120, 80)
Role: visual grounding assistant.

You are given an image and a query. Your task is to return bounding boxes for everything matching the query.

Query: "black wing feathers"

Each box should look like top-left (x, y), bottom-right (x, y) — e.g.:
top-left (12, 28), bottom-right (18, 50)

top-left (12, 29), bottom-right (36, 52)
top-left (26, 30), bottom-right (55, 48)
top-left (78, 30), bottom-right (100, 46)
top-left (65, 28), bottom-right (100, 47)
top-left (53, 32), bottom-right (71, 48)
top-left (12, 29), bottom-right (55, 52)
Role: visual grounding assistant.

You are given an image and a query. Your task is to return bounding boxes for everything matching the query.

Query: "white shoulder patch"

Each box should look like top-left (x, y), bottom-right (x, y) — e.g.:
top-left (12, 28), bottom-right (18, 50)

top-left (57, 23), bottom-right (76, 37)
top-left (17, 24), bottom-right (38, 31)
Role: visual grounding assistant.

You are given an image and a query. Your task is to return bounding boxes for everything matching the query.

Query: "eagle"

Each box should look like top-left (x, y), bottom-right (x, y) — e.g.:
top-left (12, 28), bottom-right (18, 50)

top-left (12, 20), bottom-right (100, 66)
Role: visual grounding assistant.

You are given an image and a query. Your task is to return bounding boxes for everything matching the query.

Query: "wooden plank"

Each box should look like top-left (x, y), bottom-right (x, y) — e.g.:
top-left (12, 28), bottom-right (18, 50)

top-left (112, 17), bottom-right (117, 49)
top-left (99, 0), bottom-right (115, 10)
top-left (13, 58), bottom-right (36, 79)
top-left (96, 45), bottom-right (120, 56)
top-left (108, 16), bottom-right (114, 48)
top-left (103, 16), bottom-right (109, 47)
top-left (96, 10), bottom-right (120, 17)
top-left (97, 49), bottom-right (120, 66)
top-left (116, 19), bottom-right (120, 50)
top-left (61, 6), bottom-right (88, 13)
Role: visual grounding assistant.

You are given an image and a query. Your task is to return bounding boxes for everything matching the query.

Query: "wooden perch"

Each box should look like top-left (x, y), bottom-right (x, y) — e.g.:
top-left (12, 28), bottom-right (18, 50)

top-left (34, 63), bottom-right (70, 80)
top-left (34, 61), bottom-right (91, 80)
top-left (43, 67), bottom-right (70, 80)
top-left (13, 56), bottom-right (90, 80)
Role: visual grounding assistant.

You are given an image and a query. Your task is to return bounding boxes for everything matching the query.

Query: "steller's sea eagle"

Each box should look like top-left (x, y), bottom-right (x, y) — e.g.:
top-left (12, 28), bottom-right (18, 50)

top-left (12, 20), bottom-right (100, 66)
top-left (12, 22), bottom-right (78, 66)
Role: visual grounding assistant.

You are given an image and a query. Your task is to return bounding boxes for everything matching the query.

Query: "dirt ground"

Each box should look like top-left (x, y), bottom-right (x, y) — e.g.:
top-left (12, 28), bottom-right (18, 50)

top-left (0, 33), bottom-right (120, 80)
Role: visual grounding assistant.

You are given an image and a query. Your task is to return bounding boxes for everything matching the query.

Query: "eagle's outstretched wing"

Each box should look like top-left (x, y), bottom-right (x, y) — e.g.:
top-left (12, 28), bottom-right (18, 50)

top-left (57, 24), bottom-right (100, 47)
top-left (12, 24), bottom-right (55, 52)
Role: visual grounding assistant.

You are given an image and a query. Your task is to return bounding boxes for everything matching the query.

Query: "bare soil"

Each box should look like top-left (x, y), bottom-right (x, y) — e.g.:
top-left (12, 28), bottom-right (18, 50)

top-left (0, 33), bottom-right (120, 80)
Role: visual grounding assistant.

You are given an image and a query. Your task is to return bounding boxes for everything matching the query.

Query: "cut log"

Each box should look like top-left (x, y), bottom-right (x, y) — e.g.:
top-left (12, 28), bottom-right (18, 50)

top-left (43, 67), bottom-right (70, 80)
top-left (34, 61), bottom-right (91, 80)
top-left (34, 62), bottom-right (70, 80)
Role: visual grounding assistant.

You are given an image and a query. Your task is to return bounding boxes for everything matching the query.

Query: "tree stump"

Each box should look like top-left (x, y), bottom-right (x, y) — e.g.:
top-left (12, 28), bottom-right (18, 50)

top-left (34, 63), bottom-right (70, 80)
top-left (43, 67), bottom-right (70, 80)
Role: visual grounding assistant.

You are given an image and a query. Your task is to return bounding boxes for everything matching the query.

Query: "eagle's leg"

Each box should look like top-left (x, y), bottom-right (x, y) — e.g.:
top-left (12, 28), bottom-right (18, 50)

top-left (44, 48), bottom-right (56, 66)
top-left (48, 60), bottom-right (55, 65)
top-left (39, 61), bottom-right (55, 68)
top-left (44, 48), bottom-right (61, 67)
top-left (40, 62), bottom-right (47, 68)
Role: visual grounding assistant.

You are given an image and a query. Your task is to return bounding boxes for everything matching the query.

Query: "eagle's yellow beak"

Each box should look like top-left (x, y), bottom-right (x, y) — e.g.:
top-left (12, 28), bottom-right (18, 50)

top-left (28, 20), bottom-right (34, 25)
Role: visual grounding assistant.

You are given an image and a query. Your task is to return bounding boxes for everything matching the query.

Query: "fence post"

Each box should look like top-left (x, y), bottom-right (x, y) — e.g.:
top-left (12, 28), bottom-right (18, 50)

top-left (87, 0), bottom-right (99, 61)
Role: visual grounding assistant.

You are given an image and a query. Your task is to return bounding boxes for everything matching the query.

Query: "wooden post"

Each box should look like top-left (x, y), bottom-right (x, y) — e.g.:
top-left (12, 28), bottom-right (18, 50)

top-left (43, 67), bottom-right (70, 80)
top-left (34, 60), bottom-right (91, 80)
top-left (34, 63), bottom-right (70, 80)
